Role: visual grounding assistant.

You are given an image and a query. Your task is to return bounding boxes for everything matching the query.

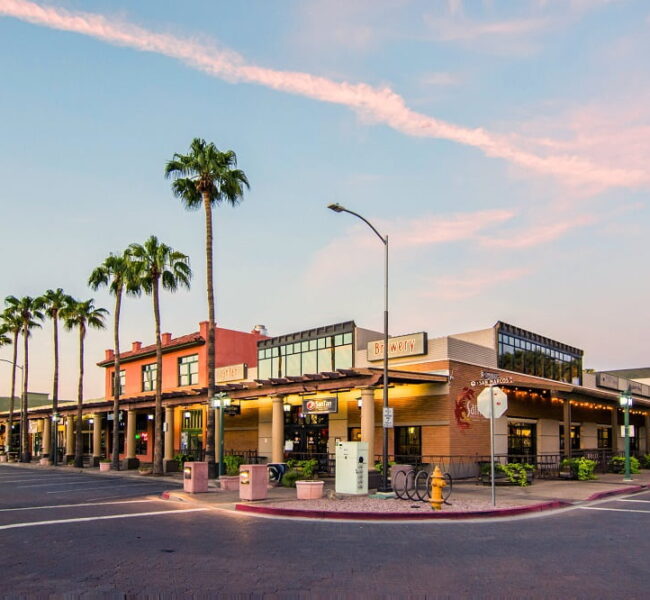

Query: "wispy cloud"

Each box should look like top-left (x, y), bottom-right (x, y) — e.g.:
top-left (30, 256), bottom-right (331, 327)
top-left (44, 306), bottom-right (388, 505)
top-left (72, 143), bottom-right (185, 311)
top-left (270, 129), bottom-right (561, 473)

top-left (425, 267), bottom-right (531, 300)
top-left (419, 71), bottom-right (462, 86)
top-left (0, 0), bottom-right (646, 190)
top-left (424, 15), bottom-right (551, 42)
top-left (480, 215), bottom-right (594, 249)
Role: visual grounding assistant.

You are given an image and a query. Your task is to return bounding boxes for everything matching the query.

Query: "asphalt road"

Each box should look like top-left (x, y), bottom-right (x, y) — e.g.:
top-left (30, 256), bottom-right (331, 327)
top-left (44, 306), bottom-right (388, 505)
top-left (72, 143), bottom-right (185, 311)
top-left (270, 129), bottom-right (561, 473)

top-left (1, 464), bottom-right (649, 598)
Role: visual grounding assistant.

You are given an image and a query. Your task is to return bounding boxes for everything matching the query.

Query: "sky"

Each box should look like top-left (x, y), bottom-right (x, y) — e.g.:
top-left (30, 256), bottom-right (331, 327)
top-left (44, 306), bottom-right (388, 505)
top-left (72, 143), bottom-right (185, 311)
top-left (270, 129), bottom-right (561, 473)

top-left (0, 0), bottom-right (648, 400)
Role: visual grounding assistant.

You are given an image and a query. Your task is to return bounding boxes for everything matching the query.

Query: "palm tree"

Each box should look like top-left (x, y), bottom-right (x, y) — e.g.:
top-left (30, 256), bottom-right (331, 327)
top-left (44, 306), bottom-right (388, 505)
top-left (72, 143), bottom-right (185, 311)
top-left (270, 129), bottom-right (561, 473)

top-left (0, 323), bottom-right (11, 452)
top-left (89, 251), bottom-right (139, 470)
top-left (62, 299), bottom-right (107, 468)
top-left (6, 296), bottom-right (45, 462)
top-left (0, 304), bottom-right (22, 454)
top-left (129, 235), bottom-right (191, 475)
top-left (165, 138), bottom-right (249, 476)
top-left (42, 288), bottom-right (74, 464)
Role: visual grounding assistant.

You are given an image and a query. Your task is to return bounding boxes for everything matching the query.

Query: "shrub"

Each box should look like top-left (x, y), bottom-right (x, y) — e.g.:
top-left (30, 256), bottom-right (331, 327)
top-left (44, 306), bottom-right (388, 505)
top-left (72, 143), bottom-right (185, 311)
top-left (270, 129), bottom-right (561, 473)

top-left (480, 462), bottom-right (534, 486)
top-left (282, 470), bottom-right (300, 488)
top-left (639, 454), bottom-right (650, 469)
top-left (609, 456), bottom-right (640, 474)
top-left (174, 453), bottom-right (191, 470)
top-left (223, 454), bottom-right (244, 476)
top-left (297, 458), bottom-right (319, 481)
top-left (560, 457), bottom-right (597, 481)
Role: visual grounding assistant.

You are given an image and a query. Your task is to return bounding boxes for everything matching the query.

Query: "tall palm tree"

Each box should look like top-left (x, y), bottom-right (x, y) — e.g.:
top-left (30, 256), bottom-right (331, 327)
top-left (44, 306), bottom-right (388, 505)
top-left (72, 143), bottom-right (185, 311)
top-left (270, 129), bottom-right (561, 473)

top-left (62, 299), bottom-right (107, 468)
top-left (129, 235), bottom-right (191, 475)
top-left (0, 305), bottom-right (21, 454)
top-left (6, 296), bottom-right (45, 462)
top-left (89, 251), bottom-right (140, 470)
top-left (165, 138), bottom-right (249, 476)
top-left (0, 323), bottom-right (11, 452)
top-left (42, 288), bottom-right (74, 464)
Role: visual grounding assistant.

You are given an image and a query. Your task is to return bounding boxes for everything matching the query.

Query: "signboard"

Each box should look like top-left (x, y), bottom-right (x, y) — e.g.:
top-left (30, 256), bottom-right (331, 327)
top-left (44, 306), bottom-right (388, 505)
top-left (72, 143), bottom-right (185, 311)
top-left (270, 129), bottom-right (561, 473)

top-left (383, 407), bottom-right (394, 428)
top-left (471, 376), bottom-right (513, 387)
top-left (477, 386), bottom-right (508, 419)
top-left (216, 363), bottom-right (247, 383)
top-left (367, 332), bottom-right (427, 361)
top-left (302, 397), bottom-right (338, 415)
top-left (481, 371), bottom-right (500, 380)
top-left (620, 425), bottom-right (636, 437)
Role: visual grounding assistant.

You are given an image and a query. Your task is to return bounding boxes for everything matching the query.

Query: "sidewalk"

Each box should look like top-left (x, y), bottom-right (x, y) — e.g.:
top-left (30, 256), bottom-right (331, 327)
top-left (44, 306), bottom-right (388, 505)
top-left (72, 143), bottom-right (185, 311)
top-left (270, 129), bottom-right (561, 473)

top-left (161, 471), bottom-right (650, 521)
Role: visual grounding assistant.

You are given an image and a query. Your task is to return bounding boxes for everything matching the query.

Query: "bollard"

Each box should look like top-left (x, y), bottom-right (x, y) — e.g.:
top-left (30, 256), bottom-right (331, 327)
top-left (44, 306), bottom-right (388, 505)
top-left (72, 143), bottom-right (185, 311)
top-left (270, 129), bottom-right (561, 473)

top-left (430, 465), bottom-right (446, 511)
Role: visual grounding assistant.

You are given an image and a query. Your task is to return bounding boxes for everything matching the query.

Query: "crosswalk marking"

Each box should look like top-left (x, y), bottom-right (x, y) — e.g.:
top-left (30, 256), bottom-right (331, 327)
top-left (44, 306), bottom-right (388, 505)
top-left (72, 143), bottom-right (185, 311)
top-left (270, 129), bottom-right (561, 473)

top-left (579, 506), bottom-right (650, 514)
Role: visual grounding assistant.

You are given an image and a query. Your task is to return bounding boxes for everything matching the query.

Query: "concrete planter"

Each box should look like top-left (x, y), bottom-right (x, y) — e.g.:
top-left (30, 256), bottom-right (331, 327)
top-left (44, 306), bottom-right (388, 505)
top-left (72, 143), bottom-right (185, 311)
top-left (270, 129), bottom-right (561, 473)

top-left (220, 475), bottom-right (240, 491)
top-left (296, 480), bottom-right (324, 500)
top-left (0, 455), bottom-right (7, 463)
top-left (39, 458), bottom-right (52, 466)
top-left (99, 462), bottom-right (111, 472)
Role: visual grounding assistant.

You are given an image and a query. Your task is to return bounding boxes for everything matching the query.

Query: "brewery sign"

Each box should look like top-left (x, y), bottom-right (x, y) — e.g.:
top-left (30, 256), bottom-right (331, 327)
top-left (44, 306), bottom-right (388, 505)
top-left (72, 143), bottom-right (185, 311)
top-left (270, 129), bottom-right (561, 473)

top-left (216, 363), bottom-right (247, 383)
top-left (367, 332), bottom-right (427, 361)
top-left (303, 396), bottom-right (338, 415)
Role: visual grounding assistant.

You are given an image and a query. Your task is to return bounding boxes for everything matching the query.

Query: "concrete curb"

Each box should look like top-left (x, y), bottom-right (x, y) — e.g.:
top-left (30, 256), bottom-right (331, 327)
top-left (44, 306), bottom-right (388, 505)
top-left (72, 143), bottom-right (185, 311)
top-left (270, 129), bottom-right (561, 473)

top-left (585, 484), bottom-right (648, 502)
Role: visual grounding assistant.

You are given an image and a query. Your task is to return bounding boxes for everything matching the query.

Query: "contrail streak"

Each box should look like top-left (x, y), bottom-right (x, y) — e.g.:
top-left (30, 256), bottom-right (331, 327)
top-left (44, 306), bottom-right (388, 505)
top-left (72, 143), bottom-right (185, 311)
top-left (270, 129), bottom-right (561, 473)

top-left (0, 0), bottom-right (645, 188)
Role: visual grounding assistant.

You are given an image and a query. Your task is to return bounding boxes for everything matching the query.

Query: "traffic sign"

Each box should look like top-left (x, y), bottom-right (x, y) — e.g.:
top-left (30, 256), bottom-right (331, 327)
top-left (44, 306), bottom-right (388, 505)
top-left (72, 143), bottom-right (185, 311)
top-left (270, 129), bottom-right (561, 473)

top-left (477, 386), bottom-right (508, 419)
top-left (383, 407), bottom-right (394, 428)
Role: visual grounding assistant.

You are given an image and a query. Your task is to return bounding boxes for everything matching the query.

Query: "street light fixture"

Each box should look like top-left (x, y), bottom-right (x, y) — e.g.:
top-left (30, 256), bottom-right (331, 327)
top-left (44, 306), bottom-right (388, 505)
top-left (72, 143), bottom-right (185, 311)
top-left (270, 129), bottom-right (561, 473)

top-left (0, 358), bottom-right (24, 455)
top-left (619, 389), bottom-right (633, 482)
top-left (211, 392), bottom-right (231, 478)
top-left (327, 202), bottom-right (391, 492)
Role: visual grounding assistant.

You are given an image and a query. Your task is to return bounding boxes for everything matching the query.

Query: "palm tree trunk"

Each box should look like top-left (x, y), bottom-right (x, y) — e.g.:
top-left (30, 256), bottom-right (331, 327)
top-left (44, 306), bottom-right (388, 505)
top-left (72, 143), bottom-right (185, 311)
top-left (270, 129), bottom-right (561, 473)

top-left (203, 193), bottom-right (216, 475)
top-left (51, 312), bottom-right (59, 463)
top-left (20, 327), bottom-right (30, 463)
top-left (152, 278), bottom-right (163, 475)
top-left (111, 288), bottom-right (123, 470)
top-left (7, 331), bottom-right (18, 454)
top-left (74, 325), bottom-right (85, 468)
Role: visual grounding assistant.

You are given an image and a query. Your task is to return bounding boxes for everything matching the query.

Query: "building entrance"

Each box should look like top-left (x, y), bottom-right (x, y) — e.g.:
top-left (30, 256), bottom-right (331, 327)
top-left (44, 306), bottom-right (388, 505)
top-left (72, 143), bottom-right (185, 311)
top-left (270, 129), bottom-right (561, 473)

top-left (284, 406), bottom-right (329, 469)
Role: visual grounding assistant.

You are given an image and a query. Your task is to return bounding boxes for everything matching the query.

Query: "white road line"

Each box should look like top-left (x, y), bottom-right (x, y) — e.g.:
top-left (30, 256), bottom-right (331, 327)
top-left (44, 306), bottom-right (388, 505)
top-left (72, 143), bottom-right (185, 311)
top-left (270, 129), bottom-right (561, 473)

top-left (0, 499), bottom-right (159, 513)
top-left (579, 506), bottom-right (650, 514)
top-left (0, 478), bottom-right (81, 484)
top-left (47, 483), bottom-right (166, 494)
top-left (16, 481), bottom-right (116, 489)
top-left (0, 507), bottom-right (208, 530)
top-left (617, 499), bottom-right (650, 503)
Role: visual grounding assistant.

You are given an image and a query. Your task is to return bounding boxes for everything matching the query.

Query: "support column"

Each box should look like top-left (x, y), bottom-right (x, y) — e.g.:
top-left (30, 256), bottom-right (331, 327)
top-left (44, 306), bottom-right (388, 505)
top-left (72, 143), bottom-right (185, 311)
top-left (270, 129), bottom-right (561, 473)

top-left (611, 407), bottom-right (619, 452)
top-left (562, 399), bottom-right (571, 459)
top-left (65, 417), bottom-right (75, 461)
top-left (123, 409), bottom-right (139, 469)
top-left (271, 395), bottom-right (285, 464)
top-left (41, 417), bottom-right (51, 461)
top-left (164, 406), bottom-right (176, 473)
top-left (92, 414), bottom-right (102, 466)
top-left (360, 387), bottom-right (376, 469)
top-left (645, 414), bottom-right (650, 455)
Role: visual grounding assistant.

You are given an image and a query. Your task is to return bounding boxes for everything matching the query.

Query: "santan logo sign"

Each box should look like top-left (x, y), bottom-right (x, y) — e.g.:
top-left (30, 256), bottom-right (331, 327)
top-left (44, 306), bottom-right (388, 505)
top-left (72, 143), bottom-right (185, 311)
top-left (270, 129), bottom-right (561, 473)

top-left (367, 332), bottom-right (427, 361)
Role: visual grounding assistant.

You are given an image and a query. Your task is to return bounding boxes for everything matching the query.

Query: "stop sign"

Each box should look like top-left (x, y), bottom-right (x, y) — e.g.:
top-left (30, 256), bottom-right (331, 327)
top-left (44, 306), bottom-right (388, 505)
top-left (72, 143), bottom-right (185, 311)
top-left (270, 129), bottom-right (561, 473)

top-left (477, 386), bottom-right (508, 419)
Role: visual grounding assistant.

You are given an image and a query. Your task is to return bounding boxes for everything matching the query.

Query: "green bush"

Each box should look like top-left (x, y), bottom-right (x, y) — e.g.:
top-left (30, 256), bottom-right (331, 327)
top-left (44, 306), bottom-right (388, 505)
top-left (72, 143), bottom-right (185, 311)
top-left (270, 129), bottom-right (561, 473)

top-left (609, 456), bottom-right (640, 474)
top-left (639, 454), bottom-right (650, 469)
top-left (223, 454), bottom-right (245, 476)
top-left (174, 453), bottom-right (191, 470)
top-left (480, 462), bottom-right (534, 486)
top-left (560, 457), bottom-right (597, 480)
top-left (375, 460), bottom-right (396, 473)
top-left (281, 470), bottom-right (300, 488)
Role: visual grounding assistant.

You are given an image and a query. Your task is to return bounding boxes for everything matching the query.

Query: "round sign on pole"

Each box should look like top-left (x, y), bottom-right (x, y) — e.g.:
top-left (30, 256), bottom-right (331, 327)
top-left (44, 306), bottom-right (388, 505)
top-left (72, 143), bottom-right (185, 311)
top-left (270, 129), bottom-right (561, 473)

top-left (477, 386), bottom-right (508, 419)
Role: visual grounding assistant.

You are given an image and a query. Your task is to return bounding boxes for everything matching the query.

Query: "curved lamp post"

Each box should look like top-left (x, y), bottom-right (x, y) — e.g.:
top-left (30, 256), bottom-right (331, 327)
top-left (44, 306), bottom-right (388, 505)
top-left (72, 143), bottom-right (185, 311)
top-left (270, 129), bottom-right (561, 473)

top-left (0, 358), bottom-right (24, 454)
top-left (211, 392), bottom-right (231, 477)
top-left (327, 203), bottom-right (391, 492)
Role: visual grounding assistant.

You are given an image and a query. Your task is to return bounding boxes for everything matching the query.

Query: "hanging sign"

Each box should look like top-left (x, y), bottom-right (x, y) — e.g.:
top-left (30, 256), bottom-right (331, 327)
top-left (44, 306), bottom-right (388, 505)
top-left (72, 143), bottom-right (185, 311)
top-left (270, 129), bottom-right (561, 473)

top-left (302, 397), bottom-right (338, 414)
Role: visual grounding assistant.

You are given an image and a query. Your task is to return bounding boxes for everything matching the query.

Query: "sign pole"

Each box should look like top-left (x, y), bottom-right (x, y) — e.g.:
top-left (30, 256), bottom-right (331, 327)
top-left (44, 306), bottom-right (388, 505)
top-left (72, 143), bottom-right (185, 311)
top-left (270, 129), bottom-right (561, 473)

top-left (489, 383), bottom-right (496, 507)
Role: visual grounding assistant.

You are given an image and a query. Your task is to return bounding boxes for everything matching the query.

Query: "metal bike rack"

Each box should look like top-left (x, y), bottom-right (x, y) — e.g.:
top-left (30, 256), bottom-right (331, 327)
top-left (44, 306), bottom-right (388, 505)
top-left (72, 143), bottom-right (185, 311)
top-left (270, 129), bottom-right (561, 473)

top-left (392, 468), bottom-right (453, 505)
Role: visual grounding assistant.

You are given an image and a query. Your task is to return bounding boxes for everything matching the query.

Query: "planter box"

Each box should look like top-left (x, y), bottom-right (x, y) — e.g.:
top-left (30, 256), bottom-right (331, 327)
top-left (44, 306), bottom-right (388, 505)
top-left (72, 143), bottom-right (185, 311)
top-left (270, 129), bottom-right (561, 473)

top-left (296, 480), bottom-right (324, 500)
top-left (99, 462), bottom-right (111, 472)
top-left (220, 475), bottom-right (240, 491)
top-left (0, 455), bottom-right (7, 463)
top-left (39, 458), bottom-right (52, 466)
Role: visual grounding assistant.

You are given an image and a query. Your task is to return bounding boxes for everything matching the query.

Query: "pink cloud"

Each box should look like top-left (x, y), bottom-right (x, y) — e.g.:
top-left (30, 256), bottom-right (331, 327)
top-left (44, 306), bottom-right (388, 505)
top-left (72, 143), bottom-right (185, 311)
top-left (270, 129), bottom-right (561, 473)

top-left (426, 267), bottom-right (532, 300)
top-left (0, 0), bottom-right (646, 190)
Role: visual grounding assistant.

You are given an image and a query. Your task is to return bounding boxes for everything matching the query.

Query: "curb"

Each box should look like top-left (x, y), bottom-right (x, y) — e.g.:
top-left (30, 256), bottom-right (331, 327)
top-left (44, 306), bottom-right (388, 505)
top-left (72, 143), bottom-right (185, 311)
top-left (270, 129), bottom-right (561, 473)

top-left (586, 484), bottom-right (648, 502)
top-left (233, 500), bottom-right (572, 521)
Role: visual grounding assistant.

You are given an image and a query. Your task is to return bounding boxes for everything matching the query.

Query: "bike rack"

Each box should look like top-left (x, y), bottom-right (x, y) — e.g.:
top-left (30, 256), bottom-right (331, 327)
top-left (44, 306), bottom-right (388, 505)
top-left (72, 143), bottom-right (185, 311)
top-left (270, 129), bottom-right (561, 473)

top-left (392, 468), bottom-right (453, 505)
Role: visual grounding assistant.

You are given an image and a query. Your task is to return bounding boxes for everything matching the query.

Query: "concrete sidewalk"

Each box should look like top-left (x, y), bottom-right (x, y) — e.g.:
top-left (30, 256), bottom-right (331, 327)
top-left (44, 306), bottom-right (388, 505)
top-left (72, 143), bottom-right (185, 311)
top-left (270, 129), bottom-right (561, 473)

top-left (160, 471), bottom-right (650, 520)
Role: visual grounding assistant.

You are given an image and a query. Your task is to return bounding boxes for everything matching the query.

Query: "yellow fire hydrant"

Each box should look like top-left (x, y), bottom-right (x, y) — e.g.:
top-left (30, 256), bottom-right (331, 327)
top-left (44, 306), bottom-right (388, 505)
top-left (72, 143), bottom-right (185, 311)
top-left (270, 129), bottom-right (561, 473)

top-left (430, 465), bottom-right (446, 511)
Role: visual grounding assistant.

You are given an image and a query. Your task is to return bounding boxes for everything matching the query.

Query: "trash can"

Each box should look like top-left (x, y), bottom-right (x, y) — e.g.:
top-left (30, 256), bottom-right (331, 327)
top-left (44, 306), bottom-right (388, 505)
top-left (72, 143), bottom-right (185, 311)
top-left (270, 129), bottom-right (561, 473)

top-left (183, 461), bottom-right (208, 493)
top-left (239, 464), bottom-right (268, 501)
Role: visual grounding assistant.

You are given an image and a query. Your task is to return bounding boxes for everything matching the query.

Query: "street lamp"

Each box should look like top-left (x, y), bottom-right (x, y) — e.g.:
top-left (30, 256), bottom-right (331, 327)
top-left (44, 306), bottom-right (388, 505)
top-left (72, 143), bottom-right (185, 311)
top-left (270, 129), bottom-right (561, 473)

top-left (211, 392), bottom-right (231, 478)
top-left (0, 358), bottom-right (24, 454)
top-left (327, 202), bottom-right (391, 492)
top-left (619, 389), bottom-right (633, 481)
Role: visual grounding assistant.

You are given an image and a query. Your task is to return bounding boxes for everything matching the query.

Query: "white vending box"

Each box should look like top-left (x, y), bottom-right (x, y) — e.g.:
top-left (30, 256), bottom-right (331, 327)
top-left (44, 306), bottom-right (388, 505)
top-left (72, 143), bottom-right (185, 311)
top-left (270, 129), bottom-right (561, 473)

top-left (335, 441), bottom-right (368, 495)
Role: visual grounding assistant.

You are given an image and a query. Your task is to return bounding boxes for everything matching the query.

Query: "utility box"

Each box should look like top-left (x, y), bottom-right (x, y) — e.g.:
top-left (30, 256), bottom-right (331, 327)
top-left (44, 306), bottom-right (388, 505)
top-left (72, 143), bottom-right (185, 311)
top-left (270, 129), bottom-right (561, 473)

top-left (183, 461), bottom-right (208, 494)
top-left (239, 464), bottom-right (268, 501)
top-left (335, 441), bottom-right (368, 495)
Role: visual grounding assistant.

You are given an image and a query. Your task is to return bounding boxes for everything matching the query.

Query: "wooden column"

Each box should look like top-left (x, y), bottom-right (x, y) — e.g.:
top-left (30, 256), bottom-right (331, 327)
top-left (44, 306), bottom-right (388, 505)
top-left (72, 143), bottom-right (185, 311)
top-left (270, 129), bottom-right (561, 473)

top-left (41, 417), bottom-right (51, 459)
top-left (645, 414), bottom-right (650, 455)
top-left (164, 406), bottom-right (175, 462)
top-left (92, 414), bottom-right (102, 458)
top-left (65, 417), bottom-right (75, 458)
top-left (360, 387), bottom-right (376, 468)
top-left (271, 396), bottom-right (285, 464)
top-left (126, 410), bottom-right (136, 459)
top-left (611, 407), bottom-right (619, 452)
top-left (563, 399), bottom-right (571, 458)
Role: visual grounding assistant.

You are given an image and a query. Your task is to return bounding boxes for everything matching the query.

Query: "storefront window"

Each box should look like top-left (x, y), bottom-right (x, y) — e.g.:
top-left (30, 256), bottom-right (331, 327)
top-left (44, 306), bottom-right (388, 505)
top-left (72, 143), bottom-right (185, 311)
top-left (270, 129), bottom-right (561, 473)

top-left (348, 427), bottom-right (361, 442)
top-left (559, 425), bottom-right (581, 451)
top-left (508, 421), bottom-right (537, 461)
top-left (597, 427), bottom-right (612, 449)
top-left (395, 426), bottom-right (421, 462)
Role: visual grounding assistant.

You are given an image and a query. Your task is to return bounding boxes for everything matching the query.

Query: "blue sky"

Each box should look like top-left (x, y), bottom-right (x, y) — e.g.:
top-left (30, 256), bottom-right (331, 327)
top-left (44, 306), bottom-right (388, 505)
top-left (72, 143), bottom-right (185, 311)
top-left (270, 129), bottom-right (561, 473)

top-left (1, 0), bottom-right (648, 400)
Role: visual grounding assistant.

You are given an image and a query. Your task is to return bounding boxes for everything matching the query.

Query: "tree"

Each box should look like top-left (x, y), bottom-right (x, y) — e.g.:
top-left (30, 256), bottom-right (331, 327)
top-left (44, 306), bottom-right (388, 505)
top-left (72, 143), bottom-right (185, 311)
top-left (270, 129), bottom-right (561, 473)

top-left (165, 138), bottom-right (249, 476)
top-left (129, 236), bottom-right (191, 475)
top-left (0, 304), bottom-right (22, 454)
top-left (0, 322), bottom-right (11, 452)
top-left (5, 296), bottom-right (45, 462)
top-left (89, 251), bottom-right (140, 470)
top-left (42, 288), bottom-right (74, 463)
top-left (62, 299), bottom-right (107, 468)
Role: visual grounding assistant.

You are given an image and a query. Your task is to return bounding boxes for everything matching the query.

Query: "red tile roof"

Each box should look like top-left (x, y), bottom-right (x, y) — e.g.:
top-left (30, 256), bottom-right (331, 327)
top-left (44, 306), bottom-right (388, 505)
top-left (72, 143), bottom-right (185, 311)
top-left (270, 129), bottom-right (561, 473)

top-left (97, 332), bottom-right (203, 366)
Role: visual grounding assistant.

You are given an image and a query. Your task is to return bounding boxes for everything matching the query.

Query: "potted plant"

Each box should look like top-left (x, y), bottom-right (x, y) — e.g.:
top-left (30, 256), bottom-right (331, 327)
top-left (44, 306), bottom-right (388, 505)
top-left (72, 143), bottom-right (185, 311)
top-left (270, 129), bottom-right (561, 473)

top-left (99, 459), bottom-right (112, 472)
top-left (294, 459), bottom-right (324, 499)
top-left (220, 455), bottom-right (244, 491)
top-left (560, 457), bottom-right (597, 480)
